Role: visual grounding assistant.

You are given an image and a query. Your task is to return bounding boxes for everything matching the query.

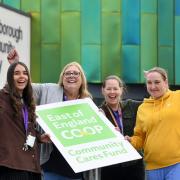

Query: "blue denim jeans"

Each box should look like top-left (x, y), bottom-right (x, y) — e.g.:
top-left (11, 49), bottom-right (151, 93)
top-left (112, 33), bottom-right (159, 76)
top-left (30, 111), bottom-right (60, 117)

top-left (146, 163), bottom-right (180, 180)
top-left (43, 171), bottom-right (82, 180)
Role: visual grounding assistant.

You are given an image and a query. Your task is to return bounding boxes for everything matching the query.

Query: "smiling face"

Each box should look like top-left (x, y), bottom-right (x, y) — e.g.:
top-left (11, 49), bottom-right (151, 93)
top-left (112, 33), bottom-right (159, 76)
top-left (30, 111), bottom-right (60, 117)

top-left (146, 71), bottom-right (168, 99)
top-left (13, 64), bottom-right (28, 95)
top-left (102, 78), bottom-right (123, 109)
top-left (62, 65), bottom-right (82, 92)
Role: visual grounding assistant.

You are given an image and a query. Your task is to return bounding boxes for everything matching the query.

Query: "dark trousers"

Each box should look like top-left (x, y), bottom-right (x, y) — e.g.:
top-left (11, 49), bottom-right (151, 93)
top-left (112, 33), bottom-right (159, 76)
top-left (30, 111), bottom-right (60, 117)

top-left (0, 166), bottom-right (41, 180)
top-left (101, 159), bottom-right (145, 180)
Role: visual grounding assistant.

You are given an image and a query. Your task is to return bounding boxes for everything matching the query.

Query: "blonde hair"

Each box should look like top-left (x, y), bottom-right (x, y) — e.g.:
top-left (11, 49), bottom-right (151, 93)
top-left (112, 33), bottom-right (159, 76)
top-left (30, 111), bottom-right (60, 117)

top-left (144, 67), bottom-right (168, 81)
top-left (58, 61), bottom-right (92, 98)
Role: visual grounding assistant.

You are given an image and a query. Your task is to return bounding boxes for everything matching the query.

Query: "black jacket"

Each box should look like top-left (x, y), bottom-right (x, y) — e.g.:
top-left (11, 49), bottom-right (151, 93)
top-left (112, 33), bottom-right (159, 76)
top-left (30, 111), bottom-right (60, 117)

top-left (99, 99), bottom-right (145, 180)
top-left (99, 99), bottom-right (141, 136)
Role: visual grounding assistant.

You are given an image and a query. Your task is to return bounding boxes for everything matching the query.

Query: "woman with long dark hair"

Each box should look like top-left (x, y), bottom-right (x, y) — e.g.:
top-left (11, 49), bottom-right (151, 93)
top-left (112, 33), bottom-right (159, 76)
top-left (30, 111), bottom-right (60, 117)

top-left (7, 49), bottom-right (92, 180)
top-left (0, 62), bottom-right (49, 180)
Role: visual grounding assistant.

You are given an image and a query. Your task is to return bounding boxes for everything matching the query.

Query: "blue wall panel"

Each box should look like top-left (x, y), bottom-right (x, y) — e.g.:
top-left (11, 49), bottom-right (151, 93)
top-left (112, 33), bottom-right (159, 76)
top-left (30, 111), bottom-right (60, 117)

top-left (122, 46), bottom-right (140, 83)
top-left (122, 0), bottom-right (140, 44)
top-left (175, 0), bottom-right (180, 15)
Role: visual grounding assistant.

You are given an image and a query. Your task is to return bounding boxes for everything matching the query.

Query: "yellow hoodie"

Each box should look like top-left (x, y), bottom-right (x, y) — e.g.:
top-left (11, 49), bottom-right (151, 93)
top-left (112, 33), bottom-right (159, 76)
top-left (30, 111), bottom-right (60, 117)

top-left (131, 90), bottom-right (180, 170)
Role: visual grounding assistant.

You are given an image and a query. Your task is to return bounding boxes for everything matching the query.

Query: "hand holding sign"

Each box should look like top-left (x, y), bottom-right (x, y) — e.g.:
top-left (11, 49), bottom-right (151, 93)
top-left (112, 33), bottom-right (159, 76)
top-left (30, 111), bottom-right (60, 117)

top-left (40, 133), bottom-right (51, 143)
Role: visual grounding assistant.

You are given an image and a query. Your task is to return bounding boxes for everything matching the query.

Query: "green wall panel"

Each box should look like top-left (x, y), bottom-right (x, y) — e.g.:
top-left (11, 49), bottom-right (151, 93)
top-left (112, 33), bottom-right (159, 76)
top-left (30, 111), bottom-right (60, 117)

top-left (101, 13), bottom-right (121, 80)
top-left (175, 16), bottom-right (180, 84)
top-left (82, 45), bottom-right (101, 83)
top-left (101, 0), bottom-right (121, 81)
top-left (21, 0), bottom-right (40, 12)
top-left (41, 0), bottom-right (60, 43)
top-left (158, 47), bottom-right (174, 84)
top-left (61, 12), bottom-right (80, 67)
top-left (122, 46), bottom-right (140, 83)
top-left (158, 0), bottom-right (174, 46)
top-left (81, 0), bottom-right (101, 82)
top-left (140, 14), bottom-right (157, 82)
top-left (102, 0), bottom-right (121, 12)
top-left (3, 0), bottom-right (20, 9)
top-left (157, 0), bottom-right (174, 85)
top-left (1, 0), bottom-right (179, 85)
top-left (41, 44), bottom-right (61, 83)
top-left (141, 0), bottom-right (157, 13)
top-left (31, 12), bottom-right (41, 82)
top-left (62, 0), bottom-right (80, 11)
top-left (81, 0), bottom-right (100, 43)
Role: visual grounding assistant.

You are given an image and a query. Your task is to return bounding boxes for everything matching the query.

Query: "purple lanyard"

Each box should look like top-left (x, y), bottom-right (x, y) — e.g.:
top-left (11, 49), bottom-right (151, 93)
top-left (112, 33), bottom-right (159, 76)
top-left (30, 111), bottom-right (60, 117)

top-left (113, 110), bottom-right (123, 135)
top-left (63, 94), bottom-right (67, 101)
top-left (22, 105), bottom-right (28, 135)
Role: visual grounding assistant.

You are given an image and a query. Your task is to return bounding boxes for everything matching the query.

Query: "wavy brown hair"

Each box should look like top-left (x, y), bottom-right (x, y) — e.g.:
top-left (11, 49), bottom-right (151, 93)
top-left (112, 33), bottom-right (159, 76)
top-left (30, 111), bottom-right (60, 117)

top-left (6, 62), bottom-right (36, 122)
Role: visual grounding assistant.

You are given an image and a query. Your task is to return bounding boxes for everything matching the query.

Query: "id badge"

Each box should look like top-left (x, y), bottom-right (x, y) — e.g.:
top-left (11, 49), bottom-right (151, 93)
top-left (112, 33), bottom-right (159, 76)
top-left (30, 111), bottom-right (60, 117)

top-left (26, 134), bottom-right (36, 148)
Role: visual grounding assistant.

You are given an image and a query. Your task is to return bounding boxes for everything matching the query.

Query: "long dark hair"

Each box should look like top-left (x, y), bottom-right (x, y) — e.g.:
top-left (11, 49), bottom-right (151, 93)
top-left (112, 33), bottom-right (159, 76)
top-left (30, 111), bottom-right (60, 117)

top-left (6, 62), bottom-right (36, 122)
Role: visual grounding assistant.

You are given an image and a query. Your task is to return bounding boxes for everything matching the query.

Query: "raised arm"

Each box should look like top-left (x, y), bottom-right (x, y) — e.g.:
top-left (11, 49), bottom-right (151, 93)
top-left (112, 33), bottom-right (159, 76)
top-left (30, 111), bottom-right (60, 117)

top-left (7, 48), bottom-right (19, 64)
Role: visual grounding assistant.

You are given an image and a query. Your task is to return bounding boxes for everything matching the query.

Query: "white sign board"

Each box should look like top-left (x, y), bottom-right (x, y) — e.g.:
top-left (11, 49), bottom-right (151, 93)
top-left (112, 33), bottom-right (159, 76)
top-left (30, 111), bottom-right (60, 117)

top-left (36, 98), bottom-right (141, 173)
top-left (0, 4), bottom-right (31, 88)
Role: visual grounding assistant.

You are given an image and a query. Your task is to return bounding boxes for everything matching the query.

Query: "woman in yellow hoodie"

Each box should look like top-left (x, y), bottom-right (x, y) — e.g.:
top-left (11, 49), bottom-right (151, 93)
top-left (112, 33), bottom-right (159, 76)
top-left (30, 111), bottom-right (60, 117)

top-left (125, 67), bottom-right (180, 180)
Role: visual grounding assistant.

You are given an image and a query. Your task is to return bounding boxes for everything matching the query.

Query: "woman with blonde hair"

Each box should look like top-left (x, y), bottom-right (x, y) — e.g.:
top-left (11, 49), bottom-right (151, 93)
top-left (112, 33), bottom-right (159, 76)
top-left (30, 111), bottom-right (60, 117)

top-left (58, 61), bottom-right (92, 99)
top-left (38, 61), bottom-right (92, 180)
